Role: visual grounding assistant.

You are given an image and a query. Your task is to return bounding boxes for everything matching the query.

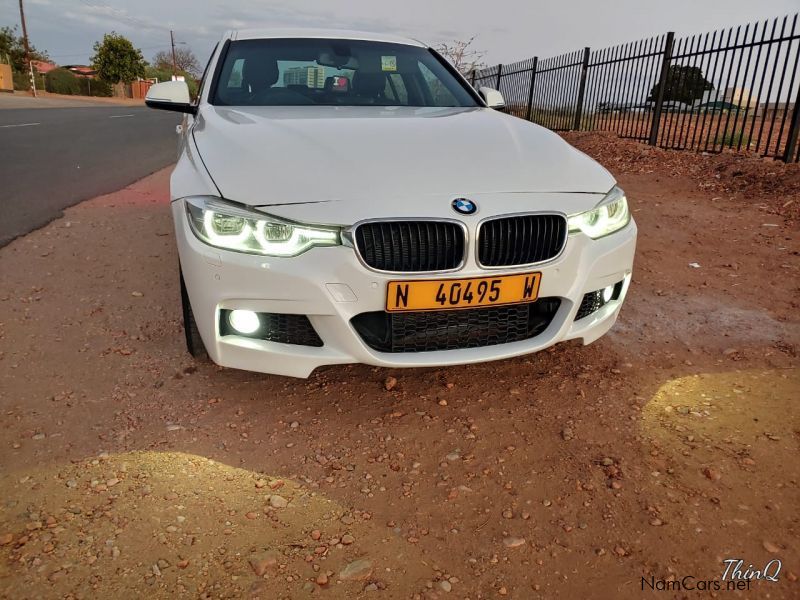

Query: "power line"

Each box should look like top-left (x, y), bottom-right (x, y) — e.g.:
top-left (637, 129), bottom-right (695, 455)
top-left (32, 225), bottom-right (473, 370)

top-left (77, 0), bottom-right (171, 33)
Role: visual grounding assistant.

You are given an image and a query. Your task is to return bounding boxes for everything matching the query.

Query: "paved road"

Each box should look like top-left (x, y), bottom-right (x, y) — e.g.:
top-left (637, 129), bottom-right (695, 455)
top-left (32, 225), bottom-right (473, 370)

top-left (0, 105), bottom-right (180, 246)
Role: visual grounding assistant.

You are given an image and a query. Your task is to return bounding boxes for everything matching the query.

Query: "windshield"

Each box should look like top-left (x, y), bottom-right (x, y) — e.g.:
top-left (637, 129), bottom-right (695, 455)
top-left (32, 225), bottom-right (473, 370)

top-left (211, 38), bottom-right (479, 108)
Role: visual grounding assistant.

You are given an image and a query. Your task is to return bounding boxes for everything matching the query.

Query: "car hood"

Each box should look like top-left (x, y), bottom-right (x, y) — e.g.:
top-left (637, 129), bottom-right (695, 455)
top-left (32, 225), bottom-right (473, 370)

top-left (192, 105), bottom-right (615, 210)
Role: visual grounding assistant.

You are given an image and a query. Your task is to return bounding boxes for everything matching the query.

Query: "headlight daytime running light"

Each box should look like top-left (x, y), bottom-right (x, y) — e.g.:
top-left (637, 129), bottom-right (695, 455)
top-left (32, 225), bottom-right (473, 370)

top-left (185, 197), bottom-right (340, 257)
top-left (568, 186), bottom-right (630, 239)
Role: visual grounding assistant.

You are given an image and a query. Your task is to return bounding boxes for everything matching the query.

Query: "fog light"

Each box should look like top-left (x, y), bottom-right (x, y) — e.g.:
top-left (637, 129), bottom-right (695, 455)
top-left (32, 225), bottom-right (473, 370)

top-left (602, 285), bottom-right (614, 303)
top-left (229, 309), bottom-right (260, 334)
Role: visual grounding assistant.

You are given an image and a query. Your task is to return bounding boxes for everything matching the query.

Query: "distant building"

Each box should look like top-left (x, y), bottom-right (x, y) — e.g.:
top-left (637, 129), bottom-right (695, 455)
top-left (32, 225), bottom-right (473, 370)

top-left (31, 60), bottom-right (57, 74)
top-left (283, 65), bottom-right (325, 88)
top-left (698, 86), bottom-right (757, 111)
top-left (63, 65), bottom-right (98, 79)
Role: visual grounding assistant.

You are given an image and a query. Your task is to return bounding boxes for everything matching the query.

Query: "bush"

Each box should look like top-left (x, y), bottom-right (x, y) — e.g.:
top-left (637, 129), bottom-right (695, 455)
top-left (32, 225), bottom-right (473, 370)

top-left (12, 70), bottom-right (31, 91)
top-left (45, 68), bottom-right (80, 95)
top-left (77, 77), bottom-right (112, 97)
top-left (715, 129), bottom-right (750, 149)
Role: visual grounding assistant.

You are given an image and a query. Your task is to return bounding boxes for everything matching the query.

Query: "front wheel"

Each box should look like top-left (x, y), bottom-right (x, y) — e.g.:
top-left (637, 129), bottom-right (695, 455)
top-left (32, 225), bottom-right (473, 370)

top-left (180, 270), bottom-right (208, 360)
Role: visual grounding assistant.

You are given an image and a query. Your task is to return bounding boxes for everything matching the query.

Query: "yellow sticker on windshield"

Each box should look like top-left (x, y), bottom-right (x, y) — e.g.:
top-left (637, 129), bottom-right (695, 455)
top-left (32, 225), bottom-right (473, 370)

top-left (381, 56), bottom-right (397, 71)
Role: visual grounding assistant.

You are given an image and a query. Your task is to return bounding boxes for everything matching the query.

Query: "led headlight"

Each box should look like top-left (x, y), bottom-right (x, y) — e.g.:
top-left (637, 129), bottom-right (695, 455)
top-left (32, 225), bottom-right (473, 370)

top-left (184, 197), bottom-right (340, 257)
top-left (568, 186), bottom-right (630, 239)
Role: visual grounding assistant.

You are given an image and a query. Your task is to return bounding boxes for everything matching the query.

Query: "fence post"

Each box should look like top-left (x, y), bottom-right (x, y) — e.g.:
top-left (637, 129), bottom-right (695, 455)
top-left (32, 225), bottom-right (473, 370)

top-left (470, 69), bottom-right (476, 86)
top-left (648, 32), bottom-right (675, 146)
top-left (525, 57), bottom-right (538, 121)
top-left (783, 82), bottom-right (800, 162)
top-left (495, 63), bottom-right (503, 90)
top-left (573, 47), bottom-right (591, 130)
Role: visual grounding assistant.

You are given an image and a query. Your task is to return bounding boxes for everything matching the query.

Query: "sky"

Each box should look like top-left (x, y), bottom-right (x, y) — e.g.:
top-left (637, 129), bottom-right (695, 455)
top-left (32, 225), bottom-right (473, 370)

top-left (2, 0), bottom-right (799, 68)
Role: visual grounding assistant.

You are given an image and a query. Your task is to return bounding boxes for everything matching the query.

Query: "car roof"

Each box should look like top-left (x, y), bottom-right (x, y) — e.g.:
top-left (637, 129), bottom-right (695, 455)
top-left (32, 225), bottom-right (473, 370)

top-left (228, 28), bottom-right (427, 48)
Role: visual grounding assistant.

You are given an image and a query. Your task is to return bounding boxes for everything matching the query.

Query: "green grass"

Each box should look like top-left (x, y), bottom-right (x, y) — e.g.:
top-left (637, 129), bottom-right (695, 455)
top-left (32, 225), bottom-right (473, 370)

top-left (715, 129), bottom-right (750, 148)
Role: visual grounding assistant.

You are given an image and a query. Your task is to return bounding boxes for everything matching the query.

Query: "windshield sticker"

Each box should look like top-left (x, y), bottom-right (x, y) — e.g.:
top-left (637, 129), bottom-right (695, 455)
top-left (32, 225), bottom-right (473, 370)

top-left (381, 56), bottom-right (397, 71)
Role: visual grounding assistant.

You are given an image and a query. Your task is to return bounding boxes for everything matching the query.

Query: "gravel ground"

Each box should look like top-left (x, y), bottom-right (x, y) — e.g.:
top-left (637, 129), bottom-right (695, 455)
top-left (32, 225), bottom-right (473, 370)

top-left (0, 135), bottom-right (798, 599)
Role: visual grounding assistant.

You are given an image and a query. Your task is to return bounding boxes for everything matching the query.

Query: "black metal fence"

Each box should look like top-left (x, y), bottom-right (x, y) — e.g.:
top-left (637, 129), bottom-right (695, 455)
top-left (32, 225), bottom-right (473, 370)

top-left (471, 14), bottom-right (800, 162)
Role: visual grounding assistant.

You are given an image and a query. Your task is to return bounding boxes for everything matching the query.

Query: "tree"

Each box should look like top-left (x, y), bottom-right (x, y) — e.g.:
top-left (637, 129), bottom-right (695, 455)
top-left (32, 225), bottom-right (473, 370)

top-left (152, 47), bottom-right (201, 78)
top-left (0, 25), bottom-right (49, 72)
top-left (434, 37), bottom-right (486, 77)
top-left (648, 65), bottom-right (714, 104)
top-left (91, 32), bottom-right (146, 84)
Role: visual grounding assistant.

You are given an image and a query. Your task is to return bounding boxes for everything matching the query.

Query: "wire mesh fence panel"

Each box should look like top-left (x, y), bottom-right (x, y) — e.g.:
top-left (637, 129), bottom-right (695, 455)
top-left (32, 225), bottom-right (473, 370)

top-left (470, 13), bottom-right (800, 162)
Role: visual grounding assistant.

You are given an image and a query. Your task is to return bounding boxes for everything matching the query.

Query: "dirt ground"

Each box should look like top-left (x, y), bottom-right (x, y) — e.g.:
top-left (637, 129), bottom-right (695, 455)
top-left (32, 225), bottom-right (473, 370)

top-left (0, 135), bottom-right (798, 599)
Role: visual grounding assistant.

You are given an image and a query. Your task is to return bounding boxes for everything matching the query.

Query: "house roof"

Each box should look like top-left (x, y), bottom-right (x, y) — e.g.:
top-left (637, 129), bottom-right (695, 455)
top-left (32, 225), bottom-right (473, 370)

top-left (31, 60), bottom-right (56, 73)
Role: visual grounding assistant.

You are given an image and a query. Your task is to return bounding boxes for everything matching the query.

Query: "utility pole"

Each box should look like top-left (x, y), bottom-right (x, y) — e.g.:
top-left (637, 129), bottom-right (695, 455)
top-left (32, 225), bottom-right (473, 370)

top-left (18, 0), bottom-right (36, 97)
top-left (170, 30), bottom-right (178, 78)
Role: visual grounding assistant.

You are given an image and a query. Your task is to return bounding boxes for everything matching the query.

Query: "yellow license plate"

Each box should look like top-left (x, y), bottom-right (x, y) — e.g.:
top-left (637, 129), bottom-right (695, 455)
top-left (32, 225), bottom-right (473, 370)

top-left (386, 272), bottom-right (541, 312)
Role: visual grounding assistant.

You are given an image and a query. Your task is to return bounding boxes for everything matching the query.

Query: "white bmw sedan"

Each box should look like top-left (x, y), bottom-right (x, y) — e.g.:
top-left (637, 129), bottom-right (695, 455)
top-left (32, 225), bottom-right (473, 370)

top-left (145, 29), bottom-right (636, 378)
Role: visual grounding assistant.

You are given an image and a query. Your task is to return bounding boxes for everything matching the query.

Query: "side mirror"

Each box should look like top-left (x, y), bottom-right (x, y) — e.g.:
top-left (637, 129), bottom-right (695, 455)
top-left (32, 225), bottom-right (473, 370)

top-left (145, 81), bottom-right (196, 115)
top-left (478, 86), bottom-right (505, 110)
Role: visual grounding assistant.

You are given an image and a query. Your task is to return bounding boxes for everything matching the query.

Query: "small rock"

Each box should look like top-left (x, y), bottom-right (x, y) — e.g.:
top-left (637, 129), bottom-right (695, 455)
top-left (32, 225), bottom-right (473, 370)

top-left (439, 580), bottom-right (452, 592)
top-left (763, 540), bottom-right (780, 554)
top-left (341, 534), bottom-right (355, 545)
top-left (131, 291), bottom-right (144, 297)
top-left (384, 376), bottom-right (397, 391)
top-left (614, 546), bottom-right (627, 556)
top-left (106, 478), bottom-right (120, 487)
top-left (245, 511), bottom-right (258, 520)
top-left (316, 573), bottom-right (329, 586)
top-left (649, 518), bottom-right (663, 527)
top-left (269, 495), bottom-right (288, 508)
top-left (503, 536), bottom-right (526, 549)
top-left (502, 509), bottom-right (513, 519)
top-left (703, 467), bottom-right (721, 481)
top-left (255, 480), bottom-right (267, 488)
top-left (0, 533), bottom-right (12, 545)
top-left (339, 558), bottom-right (373, 581)
top-left (177, 559), bottom-right (189, 569)
top-left (561, 428), bottom-right (574, 441)
top-left (249, 552), bottom-right (279, 576)
top-left (601, 457), bottom-right (614, 466)
top-left (290, 421), bottom-right (299, 428)
top-left (311, 529), bottom-right (321, 540)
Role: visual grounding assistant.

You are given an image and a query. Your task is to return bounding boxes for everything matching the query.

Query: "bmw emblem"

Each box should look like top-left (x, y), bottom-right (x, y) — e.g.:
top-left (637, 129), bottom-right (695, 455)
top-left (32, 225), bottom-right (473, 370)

top-left (452, 198), bottom-right (477, 215)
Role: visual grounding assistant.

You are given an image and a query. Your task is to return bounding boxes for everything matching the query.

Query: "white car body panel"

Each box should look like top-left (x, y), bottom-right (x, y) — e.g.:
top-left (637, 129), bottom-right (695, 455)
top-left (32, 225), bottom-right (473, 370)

top-left (162, 29), bottom-right (636, 378)
top-left (191, 106), bottom-right (615, 210)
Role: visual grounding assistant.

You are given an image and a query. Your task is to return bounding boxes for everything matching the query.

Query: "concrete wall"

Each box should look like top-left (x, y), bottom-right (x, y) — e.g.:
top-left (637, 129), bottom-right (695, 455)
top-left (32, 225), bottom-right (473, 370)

top-left (0, 64), bottom-right (13, 92)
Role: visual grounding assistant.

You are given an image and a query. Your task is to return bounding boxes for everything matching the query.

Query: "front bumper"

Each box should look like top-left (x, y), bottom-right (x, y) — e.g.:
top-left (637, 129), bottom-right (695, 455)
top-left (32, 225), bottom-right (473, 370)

top-left (174, 201), bottom-right (637, 378)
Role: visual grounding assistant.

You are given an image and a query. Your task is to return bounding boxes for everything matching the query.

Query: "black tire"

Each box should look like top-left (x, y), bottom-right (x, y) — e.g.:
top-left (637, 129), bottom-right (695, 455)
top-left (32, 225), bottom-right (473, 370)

top-left (180, 270), bottom-right (208, 360)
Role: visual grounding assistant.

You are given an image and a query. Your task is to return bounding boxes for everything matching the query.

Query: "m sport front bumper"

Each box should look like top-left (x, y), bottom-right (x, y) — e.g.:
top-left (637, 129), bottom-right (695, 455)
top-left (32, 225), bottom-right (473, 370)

top-left (173, 199), bottom-right (636, 378)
